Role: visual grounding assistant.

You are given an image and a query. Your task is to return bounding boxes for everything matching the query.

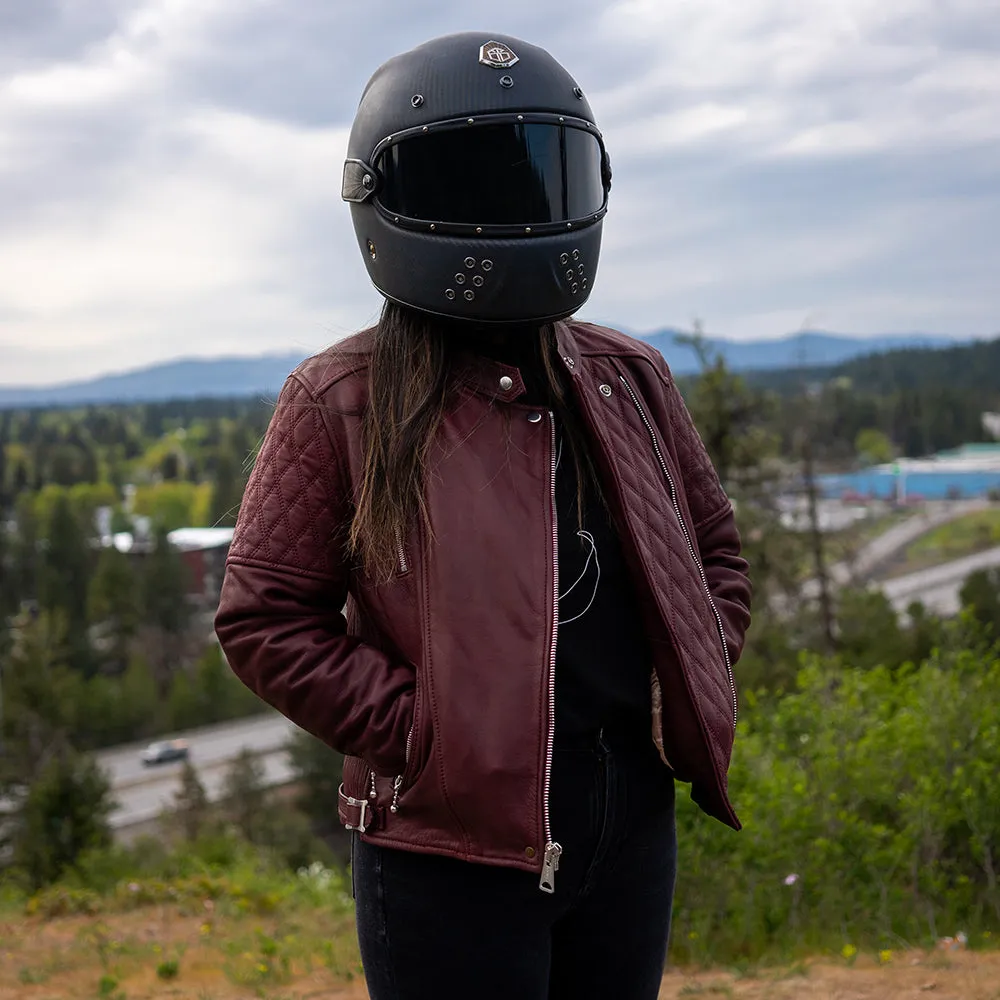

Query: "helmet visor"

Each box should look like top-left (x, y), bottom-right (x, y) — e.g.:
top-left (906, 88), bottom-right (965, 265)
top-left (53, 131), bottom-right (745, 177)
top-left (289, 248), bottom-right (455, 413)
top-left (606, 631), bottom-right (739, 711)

top-left (375, 122), bottom-right (606, 226)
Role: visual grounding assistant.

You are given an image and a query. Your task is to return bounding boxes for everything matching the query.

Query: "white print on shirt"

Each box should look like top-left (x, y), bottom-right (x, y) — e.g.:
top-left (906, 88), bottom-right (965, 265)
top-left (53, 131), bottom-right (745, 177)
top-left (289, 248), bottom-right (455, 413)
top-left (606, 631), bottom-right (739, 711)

top-left (555, 436), bottom-right (602, 626)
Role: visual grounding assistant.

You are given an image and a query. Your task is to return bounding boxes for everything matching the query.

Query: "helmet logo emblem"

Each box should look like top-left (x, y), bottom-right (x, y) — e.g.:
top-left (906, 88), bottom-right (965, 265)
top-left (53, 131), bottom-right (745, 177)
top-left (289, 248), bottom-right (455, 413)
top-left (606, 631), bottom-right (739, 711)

top-left (479, 41), bottom-right (519, 69)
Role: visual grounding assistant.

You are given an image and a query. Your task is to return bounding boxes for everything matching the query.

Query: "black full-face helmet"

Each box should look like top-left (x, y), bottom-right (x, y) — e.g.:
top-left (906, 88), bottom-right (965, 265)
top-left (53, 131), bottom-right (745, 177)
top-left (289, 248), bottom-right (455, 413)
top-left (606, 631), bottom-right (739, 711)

top-left (342, 32), bottom-right (611, 325)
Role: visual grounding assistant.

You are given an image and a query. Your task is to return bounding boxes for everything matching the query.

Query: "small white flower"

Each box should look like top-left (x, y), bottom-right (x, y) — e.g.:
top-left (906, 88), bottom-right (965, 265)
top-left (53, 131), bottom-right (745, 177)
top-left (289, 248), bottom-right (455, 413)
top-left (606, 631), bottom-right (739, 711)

top-left (784, 873), bottom-right (799, 886)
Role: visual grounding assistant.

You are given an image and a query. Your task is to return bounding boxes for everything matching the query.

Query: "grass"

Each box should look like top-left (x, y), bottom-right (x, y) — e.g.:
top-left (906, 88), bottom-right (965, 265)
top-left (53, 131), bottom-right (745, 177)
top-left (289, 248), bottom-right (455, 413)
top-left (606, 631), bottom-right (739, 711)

top-left (889, 507), bottom-right (1000, 577)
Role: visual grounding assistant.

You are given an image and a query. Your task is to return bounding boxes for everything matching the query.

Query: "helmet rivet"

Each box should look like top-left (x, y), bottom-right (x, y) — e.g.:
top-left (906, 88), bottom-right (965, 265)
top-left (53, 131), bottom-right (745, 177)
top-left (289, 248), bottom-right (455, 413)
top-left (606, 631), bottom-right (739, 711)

top-left (475, 227), bottom-right (482, 234)
top-left (362, 174), bottom-right (373, 188)
top-left (464, 289), bottom-right (475, 301)
top-left (393, 216), bottom-right (399, 223)
top-left (367, 240), bottom-right (376, 260)
top-left (499, 75), bottom-right (514, 89)
top-left (481, 259), bottom-right (493, 271)
top-left (524, 227), bottom-right (531, 233)
top-left (465, 257), bottom-right (476, 268)
top-left (499, 376), bottom-right (514, 391)
top-left (566, 222), bottom-right (573, 229)
top-left (517, 115), bottom-right (524, 121)
top-left (467, 117), bottom-right (475, 124)
top-left (445, 289), bottom-right (456, 299)
top-left (559, 116), bottom-right (565, 122)
top-left (422, 126), bottom-right (429, 132)
top-left (573, 86), bottom-right (584, 99)
top-left (429, 224), bottom-right (436, 231)
top-left (411, 94), bottom-right (424, 108)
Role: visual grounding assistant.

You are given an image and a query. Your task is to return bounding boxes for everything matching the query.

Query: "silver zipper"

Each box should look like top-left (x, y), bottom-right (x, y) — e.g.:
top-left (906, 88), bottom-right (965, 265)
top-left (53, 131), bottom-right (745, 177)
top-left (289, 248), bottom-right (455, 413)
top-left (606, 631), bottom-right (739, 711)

top-left (539, 411), bottom-right (562, 894)
top-left (394, 527), bottom-right (408, 574)
top-left (390, 724), bottom-right (414, 814)
top-left (618, 375), bottom-right (738, 729)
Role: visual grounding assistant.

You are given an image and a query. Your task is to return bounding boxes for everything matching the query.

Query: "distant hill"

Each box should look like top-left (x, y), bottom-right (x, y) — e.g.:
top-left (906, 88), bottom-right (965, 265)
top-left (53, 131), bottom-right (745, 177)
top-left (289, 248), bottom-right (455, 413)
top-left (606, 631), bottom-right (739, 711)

top-left (644, 329), bottom-right (964, 374)
top-left (0, 331), bottom-right (969, 407)
top-left (0, 354), bottom-right (307, 408)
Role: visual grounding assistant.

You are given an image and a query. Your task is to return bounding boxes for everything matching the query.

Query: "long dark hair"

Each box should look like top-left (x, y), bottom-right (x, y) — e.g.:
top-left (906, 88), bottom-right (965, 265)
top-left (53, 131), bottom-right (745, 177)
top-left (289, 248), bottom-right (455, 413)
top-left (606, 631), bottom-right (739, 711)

top-left (349, 301), bottom-right (601, 581)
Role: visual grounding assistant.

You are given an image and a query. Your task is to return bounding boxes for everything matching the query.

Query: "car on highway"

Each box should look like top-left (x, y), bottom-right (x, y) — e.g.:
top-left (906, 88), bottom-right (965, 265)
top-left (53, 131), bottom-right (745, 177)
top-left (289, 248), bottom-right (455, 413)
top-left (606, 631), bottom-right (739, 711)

top-left (140, 738), bottom-right (190, 766)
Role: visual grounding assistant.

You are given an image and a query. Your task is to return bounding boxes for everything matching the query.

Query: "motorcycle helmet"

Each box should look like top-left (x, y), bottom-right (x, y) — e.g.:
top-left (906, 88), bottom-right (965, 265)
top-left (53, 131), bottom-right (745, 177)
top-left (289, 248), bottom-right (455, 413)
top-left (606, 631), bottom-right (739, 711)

top-left (342, 32), bottom-right (611, 324)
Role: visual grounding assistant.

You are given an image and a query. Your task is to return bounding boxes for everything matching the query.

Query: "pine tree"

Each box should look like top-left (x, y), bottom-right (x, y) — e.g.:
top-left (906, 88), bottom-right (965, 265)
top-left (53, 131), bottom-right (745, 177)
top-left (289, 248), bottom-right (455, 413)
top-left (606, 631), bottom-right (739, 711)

top-left (12, 748), bottom-right (114, 889)
top-left (221, 748), bottom-right (269, 844)
top-left (173, 758), bottom-right (210, 841)
top-left (87, 546), bottom-right (139, 673)
top-left (137, 527), bottom-right (191, 694)
top-left (37, 493), bottom-right (93, 674)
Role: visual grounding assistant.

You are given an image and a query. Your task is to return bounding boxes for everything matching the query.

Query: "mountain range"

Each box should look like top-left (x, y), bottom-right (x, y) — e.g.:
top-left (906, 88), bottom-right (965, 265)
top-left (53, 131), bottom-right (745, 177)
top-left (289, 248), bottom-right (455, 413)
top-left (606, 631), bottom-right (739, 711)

top-left (0, 330), bottom-right (969, 407)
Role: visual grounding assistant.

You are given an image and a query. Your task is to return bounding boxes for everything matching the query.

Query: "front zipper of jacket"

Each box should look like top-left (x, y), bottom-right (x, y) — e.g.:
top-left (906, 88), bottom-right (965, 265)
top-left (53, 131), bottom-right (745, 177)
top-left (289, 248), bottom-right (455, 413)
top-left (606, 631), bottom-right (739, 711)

top-left (618, 375), bottom-right (738, 730)
top-left (539, 411), bottom-right (563, 894)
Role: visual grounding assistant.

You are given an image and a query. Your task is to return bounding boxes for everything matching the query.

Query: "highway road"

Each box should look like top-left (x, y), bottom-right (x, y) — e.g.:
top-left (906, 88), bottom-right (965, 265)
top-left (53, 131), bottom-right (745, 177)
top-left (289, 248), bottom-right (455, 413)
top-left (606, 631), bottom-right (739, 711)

top-left (882, 544), bottom-right (1000, 616)
top-left (97, 713), bottom-right (309, 832)
top-left (95, 713), bottom-right (297, 790)
top-left (110, 742), bottom-right (299, 830)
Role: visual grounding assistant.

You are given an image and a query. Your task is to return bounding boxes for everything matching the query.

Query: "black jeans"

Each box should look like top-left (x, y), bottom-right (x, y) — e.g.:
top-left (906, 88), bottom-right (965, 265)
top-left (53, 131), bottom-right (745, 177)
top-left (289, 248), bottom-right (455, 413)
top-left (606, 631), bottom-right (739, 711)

top-left (353, 729), bottom-right (677, 1000)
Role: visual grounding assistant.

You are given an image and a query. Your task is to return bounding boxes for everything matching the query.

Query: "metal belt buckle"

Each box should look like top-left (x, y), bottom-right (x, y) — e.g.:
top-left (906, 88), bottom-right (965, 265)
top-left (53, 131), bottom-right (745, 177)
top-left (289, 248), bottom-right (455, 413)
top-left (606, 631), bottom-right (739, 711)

top-left (344, 795), bottom-right (369, 834)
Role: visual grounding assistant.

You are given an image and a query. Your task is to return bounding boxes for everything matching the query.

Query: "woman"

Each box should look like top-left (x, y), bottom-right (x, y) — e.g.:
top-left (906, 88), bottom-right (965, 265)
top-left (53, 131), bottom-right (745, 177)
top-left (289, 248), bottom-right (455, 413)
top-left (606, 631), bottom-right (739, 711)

top-left (216, 32), bottom-right (751, 1000)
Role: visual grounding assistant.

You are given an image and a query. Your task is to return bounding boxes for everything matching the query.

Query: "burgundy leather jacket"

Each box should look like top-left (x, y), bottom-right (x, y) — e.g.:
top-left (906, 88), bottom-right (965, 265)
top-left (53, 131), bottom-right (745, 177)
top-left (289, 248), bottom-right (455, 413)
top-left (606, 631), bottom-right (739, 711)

top-left (215, 321), bottom-right (751, 892)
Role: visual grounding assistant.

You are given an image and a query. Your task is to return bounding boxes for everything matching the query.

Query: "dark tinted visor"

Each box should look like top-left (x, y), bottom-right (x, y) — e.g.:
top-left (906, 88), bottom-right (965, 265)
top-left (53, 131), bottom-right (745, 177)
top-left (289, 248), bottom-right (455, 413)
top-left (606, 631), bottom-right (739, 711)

top-left (376, 122), bottom-right (606, 226)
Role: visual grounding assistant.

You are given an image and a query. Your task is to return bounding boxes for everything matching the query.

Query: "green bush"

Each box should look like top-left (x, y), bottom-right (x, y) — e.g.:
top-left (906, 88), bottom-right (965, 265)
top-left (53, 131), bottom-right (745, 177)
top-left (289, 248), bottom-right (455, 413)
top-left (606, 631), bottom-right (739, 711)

top-left (672, 617), bottom-right (1000, 962)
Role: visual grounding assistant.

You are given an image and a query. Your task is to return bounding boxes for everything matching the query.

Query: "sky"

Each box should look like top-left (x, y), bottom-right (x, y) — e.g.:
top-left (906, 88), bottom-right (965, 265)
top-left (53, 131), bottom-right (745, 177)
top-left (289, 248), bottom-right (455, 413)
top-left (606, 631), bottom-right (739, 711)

top-left (1, 0), bottom-right (998, 385)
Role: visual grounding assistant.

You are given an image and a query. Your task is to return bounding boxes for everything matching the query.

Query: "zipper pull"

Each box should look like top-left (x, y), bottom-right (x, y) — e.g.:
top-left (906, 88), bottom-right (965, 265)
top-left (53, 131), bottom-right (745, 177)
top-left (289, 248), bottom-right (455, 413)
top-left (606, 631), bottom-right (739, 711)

top-left (390, 775), bottom-right (403, 813)
top-left (538, 842), bottom-right (563, 894)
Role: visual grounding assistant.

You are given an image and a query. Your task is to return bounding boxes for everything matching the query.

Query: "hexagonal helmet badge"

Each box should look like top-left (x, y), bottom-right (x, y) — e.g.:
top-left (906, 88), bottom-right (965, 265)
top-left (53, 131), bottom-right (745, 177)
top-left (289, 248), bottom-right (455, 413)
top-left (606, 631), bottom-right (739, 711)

top-left (479, 40), bottom-right (519, 69)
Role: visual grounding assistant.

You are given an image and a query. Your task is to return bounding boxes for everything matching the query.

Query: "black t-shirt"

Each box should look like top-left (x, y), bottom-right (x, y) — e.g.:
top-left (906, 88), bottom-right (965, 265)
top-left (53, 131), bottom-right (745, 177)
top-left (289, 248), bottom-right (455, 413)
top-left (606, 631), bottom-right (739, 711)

top-left (461, 332), bottom-right (652, 743)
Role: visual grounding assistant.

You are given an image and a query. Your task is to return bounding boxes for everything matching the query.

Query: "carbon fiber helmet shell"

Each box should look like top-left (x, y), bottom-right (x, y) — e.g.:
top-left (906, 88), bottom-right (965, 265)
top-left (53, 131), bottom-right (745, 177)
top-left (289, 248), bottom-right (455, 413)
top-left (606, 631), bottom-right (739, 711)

top-left (342, 32), bottom-right (610, 324)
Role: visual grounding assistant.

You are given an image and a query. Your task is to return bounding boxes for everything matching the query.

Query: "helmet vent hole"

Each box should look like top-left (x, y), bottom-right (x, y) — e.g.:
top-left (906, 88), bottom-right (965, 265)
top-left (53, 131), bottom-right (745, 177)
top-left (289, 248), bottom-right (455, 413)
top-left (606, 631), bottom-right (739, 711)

top-left (573, 86), bottom-right (584, 99)
top-left (499, 75), bottom-right (514, 89)
top-left (411, 94), bottom-right (424, 108)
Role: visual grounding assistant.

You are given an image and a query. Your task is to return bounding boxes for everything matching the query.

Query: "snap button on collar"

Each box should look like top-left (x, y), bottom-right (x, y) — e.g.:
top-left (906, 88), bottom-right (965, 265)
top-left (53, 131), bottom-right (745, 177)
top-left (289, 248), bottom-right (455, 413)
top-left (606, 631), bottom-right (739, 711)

top-left (527, 412), bottom-right (542, 423)
top-left (599, 383), bottom-right (613, 397)
top-left (499, 375), bottom-right (514, 391)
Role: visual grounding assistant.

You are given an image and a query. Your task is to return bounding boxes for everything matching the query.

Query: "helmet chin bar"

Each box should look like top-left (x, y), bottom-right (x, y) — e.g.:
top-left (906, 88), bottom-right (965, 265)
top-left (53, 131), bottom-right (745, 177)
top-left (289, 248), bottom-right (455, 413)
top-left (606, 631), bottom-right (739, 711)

top-left (353, 208), bottom-right (604, 325)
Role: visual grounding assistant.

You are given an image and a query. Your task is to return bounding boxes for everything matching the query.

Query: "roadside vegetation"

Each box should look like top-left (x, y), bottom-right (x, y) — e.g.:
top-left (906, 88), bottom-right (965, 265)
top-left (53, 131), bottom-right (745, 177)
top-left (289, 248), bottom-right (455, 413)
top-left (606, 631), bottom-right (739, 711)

top-left (886, 507), bottom-right (1000, 577)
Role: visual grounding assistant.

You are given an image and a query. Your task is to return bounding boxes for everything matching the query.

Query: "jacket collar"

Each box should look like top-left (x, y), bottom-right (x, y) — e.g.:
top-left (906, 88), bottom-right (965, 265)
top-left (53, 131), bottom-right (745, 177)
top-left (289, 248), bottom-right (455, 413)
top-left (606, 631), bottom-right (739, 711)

top-left (454, 321), bottom-right (582, 401)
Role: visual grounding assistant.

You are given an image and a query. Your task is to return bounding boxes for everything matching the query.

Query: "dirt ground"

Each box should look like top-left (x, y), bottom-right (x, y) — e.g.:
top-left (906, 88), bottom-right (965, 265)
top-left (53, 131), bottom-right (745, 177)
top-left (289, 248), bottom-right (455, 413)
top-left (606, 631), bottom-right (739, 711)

top-left (1, 908), bottom-right (998, 999)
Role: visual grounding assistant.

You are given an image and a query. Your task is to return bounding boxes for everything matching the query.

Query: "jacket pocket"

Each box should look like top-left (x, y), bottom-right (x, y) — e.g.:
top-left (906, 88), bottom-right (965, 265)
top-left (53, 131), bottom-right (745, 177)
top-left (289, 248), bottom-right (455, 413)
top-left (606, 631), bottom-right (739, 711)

top-left (390, 667), bottom-right (426, 814)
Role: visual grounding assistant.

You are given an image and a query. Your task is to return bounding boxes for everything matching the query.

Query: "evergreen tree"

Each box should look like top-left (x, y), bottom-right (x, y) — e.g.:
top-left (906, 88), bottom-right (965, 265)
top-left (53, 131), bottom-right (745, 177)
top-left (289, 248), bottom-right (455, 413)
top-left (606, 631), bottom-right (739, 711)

top-left (960, 569), bottom-right (1000, 637)
top-left (287, 729), bottom-right (344, 835)
top-left (138, 527), bottom-right (191, 694)
top-left (0, 611), bottom-right (75, 786)
top-left (12, 748), bottom-right (114, 889)
top-left (221, 748), bottom-right (269, 844)
top-left (173, 758), bottom-right (210, 841)
top-left (87, 546), bottom-right (139, 674)
top-left (37, 494), bottom-right (93, 673)
top-left (209, 448), bottom-right (244, 527)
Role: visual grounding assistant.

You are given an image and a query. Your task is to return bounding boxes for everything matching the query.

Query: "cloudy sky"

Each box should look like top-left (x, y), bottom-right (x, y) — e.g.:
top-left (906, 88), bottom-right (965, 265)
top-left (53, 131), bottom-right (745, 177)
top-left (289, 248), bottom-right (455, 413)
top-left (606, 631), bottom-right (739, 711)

top-left (1, 0), bottom-right (998, 385)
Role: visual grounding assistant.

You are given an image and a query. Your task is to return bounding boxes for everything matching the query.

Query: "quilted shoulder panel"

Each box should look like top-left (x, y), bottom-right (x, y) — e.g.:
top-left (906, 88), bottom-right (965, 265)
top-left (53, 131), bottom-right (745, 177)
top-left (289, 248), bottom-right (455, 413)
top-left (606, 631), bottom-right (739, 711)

top-left (228, 374), bottom-right (348, 580)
